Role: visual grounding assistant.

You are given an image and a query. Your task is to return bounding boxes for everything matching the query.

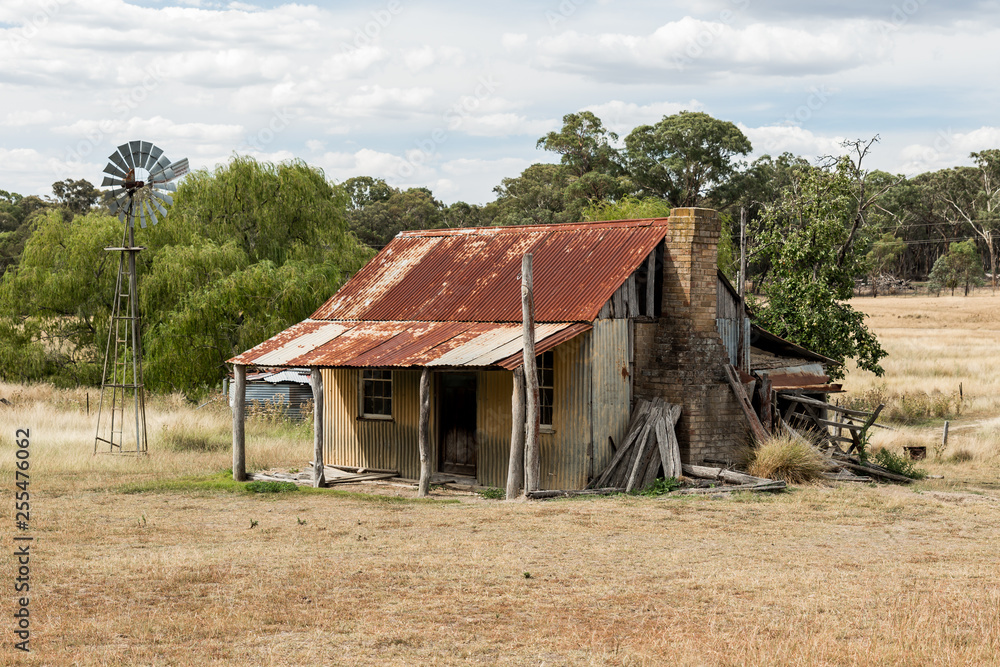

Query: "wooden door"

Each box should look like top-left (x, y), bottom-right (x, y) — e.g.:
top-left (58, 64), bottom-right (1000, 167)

top-left (439, 373), bottom-right (477, 476)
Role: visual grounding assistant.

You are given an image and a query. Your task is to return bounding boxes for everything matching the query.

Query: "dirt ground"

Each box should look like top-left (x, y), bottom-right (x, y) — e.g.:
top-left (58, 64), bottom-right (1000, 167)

top-left (2, 474), bottom-right (999, 666)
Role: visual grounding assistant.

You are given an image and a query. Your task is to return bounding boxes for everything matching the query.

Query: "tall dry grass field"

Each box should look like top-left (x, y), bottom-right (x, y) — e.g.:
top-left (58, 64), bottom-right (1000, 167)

top-left (846, 292), bottom-right (1000, 472)
top-left (0, 293), bottom-right (998, 665)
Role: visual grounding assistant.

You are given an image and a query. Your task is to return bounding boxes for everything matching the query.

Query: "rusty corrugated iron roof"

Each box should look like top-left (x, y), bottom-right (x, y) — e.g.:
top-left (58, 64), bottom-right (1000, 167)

top-left (230, 320), bottom-right (592, 369)
top-left (312, 218), bottom-right (669, 323)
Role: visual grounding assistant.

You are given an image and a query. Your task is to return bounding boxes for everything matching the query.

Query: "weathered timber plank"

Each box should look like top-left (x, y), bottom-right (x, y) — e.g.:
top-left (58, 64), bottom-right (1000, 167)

top-left (725, 364), bottom-right (769, 443)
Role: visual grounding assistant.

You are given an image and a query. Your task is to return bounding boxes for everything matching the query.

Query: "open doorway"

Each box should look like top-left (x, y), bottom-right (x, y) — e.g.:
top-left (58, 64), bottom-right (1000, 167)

top-left (438, 372), bottom-right (477, 476)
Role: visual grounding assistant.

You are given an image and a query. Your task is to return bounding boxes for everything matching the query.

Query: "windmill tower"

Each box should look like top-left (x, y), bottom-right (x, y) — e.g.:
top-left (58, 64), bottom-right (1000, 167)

top-left (94, 141), bottom-right (188, 455)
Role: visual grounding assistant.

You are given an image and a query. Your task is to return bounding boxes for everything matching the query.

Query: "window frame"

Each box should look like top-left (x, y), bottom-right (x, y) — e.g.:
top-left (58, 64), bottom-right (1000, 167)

top-left (537, 350), bottom-right (554, 431)
top-left (359, 368), bottom-right (393, 421)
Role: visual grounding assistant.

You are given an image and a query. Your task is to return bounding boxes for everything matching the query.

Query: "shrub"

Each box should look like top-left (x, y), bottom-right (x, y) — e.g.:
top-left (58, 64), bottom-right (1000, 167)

top-left (244, 481), bottom-right (299, 493)
top-left (870, 447), bottom-right (927, 480)
top-left (635, 477), bottom-right (682, 496)
top-left (747, 434), bottom-right (829, 484)
top-left (477, 487), bottom-right (505, 500)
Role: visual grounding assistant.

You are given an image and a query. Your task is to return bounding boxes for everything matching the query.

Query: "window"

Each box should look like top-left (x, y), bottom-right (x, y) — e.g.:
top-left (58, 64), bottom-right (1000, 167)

top-left (361, 369), bottom-right (392, 419)
top-left (538, 351), bottom-right (554, 428)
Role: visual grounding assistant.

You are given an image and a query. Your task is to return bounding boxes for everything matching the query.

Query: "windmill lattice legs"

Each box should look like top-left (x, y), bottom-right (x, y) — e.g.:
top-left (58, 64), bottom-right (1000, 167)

top-left (94, 205), bottom-right (147, 455)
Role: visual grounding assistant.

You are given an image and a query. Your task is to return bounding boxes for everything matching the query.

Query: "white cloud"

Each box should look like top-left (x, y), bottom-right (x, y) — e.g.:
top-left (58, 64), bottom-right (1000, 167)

top-left (740, 124), bottom-right (846, 160)
top-left (502, 33), bottom-right (528, 50)
top-left (896, 126), bottom-right (1000, 174)
top-left (536, 18), bottom-right (893, 80)
top-left (583, 100), bottom-right (703, 136)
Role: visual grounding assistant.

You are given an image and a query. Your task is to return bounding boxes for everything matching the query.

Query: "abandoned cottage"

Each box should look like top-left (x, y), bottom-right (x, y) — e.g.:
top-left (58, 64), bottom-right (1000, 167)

top-left (229, 207), bottom-right (835, 490)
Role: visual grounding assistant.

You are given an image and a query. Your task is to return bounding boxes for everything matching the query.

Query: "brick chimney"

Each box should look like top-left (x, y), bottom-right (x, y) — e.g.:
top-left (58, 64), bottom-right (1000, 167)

top-left (633, 207), bottom-right (746, 465)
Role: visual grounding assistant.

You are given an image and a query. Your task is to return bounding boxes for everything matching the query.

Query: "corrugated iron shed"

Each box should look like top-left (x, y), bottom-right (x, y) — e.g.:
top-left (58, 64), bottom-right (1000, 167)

top-left (231, 218), bottom-right (669, 369)
top-left (311, 219), bottom-right (669, 323)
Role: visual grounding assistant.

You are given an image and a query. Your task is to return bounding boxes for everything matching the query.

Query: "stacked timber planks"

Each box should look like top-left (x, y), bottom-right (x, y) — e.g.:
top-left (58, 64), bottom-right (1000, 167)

top-left (590, 397), bottom-right (682, 492)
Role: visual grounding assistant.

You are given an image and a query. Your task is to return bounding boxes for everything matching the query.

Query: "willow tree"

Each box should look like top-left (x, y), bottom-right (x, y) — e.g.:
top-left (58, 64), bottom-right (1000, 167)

top-left (0, 157), bottom-right (372, 395)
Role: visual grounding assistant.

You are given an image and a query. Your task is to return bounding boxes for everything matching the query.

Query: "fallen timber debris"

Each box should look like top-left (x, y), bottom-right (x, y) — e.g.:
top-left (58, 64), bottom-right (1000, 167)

top-left (574, 399), bottom-right (787, 498)
top-left (249, 464), bottom-right (400, 487)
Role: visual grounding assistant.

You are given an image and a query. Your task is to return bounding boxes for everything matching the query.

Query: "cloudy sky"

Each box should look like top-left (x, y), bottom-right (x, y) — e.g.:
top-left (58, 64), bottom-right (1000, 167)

top-left (2, 0), bottom-right (999, 205)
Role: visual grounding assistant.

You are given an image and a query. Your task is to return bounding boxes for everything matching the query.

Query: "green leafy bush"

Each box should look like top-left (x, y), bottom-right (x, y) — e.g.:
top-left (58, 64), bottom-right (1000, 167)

top-left (636, 477), bottom-right (682, 496)
top-left (871, 448), bottom-right (927, 480)
top-left (477, 487), bottom-right (505, 500)
top-left (244, 481), bottom-right (299, 493)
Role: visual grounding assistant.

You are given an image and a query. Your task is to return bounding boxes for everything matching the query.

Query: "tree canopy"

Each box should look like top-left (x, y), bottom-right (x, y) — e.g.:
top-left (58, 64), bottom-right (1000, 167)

top-left (0, 157), bottom-right (371, 394)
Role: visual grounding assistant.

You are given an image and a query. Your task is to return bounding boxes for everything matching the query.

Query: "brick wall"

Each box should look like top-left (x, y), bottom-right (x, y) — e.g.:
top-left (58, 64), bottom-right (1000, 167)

top-left (633, 207), bottom-right (747, 465)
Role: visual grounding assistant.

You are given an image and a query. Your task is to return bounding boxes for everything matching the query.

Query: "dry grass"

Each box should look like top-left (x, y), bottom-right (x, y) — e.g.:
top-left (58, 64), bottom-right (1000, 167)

top-left (0, 293), bottom-right (998, 665)
top-left (846, 292), bottom-right (1000, 468)
top-left (747, 433), bottom-right (830, 483)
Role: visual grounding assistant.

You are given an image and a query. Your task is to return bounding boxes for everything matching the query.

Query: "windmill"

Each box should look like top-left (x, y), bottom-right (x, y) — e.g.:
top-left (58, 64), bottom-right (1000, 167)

top-left (94, 141), bottom-right (188, 455)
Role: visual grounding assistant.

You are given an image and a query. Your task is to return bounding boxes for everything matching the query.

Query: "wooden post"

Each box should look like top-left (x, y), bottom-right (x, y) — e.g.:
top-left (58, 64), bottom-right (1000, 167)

top-left (506, 366), bottom-right (526, 499)
top-left (942, 420), bottom-right (950, 448)
top-left (646, 250), bottom-right (656, 317)
top-left (418, 367), bottom-right (432, 497)
top-left (232, 364), bottom-right (246, 482)
top-left (522, 254), bottom-right (541, 493)
top-left (310, 367), bottom-right (325, 488)
top-left (738, 207), bottom-right (748, 373)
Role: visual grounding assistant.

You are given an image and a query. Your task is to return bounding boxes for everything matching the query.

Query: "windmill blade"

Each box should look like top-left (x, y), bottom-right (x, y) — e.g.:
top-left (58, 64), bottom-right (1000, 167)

top-left (167, 158), bottom-right (189, 179)
top-left (155, 181), bottom-right (177, 193)
top-left (150, 197), bottom-right (168, 219)
top-left (139, 141), bottom-right (152, 169)
top-left (108, 198), bottom-right (119, 215)
top-left (128, 141), bottom-right (143, 167)
top-left (140, 200), bottom-right (156, 226)
top-left (147, 156), bottom-right (173, 181)
top-left (101, 176), bottom-right (125, 188)
top-left (103, 162), bottom-right (128, 179)
top-left (152, 190), bottom-right (174, 207)
top-left (118, 143), bottom-right (135, 169)
top-left (107, 151), bottom-right (129, 175)
top-left (137, 200), bottom-right (147, 229)
top-left (144, 144), bottom-right (164, 171)
top-left (146, 199), bottom-right (160, 225)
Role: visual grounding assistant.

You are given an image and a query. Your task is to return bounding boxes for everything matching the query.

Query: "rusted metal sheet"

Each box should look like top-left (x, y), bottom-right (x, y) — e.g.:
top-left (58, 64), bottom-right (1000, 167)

top-left (231, 320), bottom-right (591, 369)
top-left (311, 220), bottom-right (669, 323)
top-left (590, 319), bottom-right (630, 479)
top-left (230, 321), bottom-right (348, 366)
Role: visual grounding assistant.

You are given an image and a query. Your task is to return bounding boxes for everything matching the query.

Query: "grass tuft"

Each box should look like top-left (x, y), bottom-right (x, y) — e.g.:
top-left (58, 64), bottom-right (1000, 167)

top-left (747, 434), bottom-right (829, 484)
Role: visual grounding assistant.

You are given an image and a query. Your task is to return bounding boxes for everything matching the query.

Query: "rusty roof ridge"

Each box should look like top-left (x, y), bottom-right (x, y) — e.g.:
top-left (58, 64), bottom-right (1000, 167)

top-left (396, 217), bottom-right (670, 239)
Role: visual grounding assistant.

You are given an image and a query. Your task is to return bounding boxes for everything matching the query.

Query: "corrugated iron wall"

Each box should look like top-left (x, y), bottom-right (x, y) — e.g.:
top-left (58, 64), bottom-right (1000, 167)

top-left (322, 368), bottom-right (431, 479)
top-left (538, 330), bottom-right (593, 490)
top-left (590, 319), bottom-right (630, 479)
top-left (321, 326), bottom-right (619, 490)
top-left (716, 317), bottom-right (750, 369)
top-left (475, 370), bottom-right (514, 488)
